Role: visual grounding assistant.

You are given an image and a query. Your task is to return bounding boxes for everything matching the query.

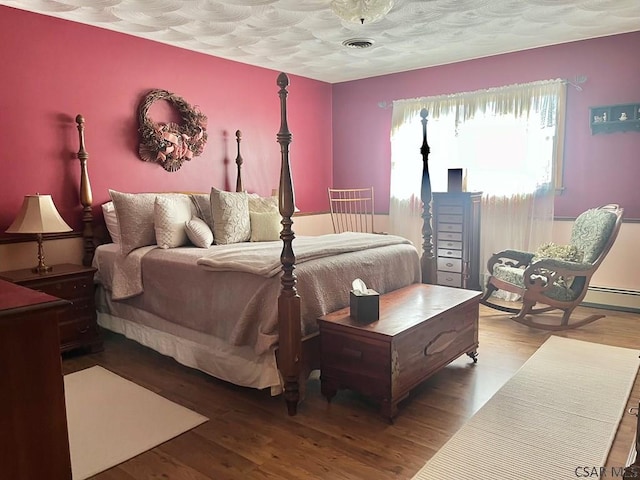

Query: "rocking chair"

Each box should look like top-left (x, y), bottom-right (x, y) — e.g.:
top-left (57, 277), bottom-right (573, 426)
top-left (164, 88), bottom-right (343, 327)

top-left (480, 204), bottom-right (623, 330)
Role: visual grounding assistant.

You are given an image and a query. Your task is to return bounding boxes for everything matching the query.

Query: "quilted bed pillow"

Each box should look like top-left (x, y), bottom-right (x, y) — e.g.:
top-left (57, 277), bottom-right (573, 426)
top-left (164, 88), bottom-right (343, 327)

top-left (109, 190), bottom-right (159, 255)
top-left (101, 201), bottom-right (121, 244)
top-left (185, 217), bottom-right (214, 248)
top-left (250, 210), bottom-right (281, 242)
top-left (154, 195), bottom-right (193, 249)
top-left (248, 193), bottom-right (278, 214)
top-left (189, 193), bottom-right (214, 230)
top-left (210, 187), bottom-right (250, 244)
top-left (109, 190), bottom-right (193, 254)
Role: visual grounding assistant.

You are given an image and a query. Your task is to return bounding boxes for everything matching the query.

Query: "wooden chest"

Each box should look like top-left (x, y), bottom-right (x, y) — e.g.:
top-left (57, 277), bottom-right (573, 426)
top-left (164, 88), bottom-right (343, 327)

top-left (317, 283), bottom-right (481, 420)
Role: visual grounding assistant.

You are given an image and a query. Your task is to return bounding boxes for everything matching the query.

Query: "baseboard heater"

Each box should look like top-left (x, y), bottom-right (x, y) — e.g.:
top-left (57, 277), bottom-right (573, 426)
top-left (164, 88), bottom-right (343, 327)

top-left (582, 286), bottom-right (640, 314)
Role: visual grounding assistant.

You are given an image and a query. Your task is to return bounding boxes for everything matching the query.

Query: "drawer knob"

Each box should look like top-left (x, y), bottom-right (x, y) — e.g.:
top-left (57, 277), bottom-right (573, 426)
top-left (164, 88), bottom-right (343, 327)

top-left (446, 262), bottom-right (453, 267)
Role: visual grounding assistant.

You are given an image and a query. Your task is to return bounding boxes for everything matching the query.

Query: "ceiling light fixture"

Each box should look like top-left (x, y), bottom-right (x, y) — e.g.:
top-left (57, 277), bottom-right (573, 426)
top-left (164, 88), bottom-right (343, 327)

top-left (330, 0), bottom-right (394, 25)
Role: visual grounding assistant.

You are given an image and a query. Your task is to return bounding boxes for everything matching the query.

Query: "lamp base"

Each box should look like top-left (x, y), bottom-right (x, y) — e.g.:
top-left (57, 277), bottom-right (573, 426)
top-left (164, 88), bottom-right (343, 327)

top-left (32, 264), bottom-right (53, 275)
top-left (33, 234), bottom-right (52, 275)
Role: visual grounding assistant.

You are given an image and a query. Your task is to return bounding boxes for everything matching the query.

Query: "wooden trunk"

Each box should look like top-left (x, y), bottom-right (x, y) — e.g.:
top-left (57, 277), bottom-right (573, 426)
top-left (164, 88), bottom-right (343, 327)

top-left (318, 284), bottom-right (481, 420)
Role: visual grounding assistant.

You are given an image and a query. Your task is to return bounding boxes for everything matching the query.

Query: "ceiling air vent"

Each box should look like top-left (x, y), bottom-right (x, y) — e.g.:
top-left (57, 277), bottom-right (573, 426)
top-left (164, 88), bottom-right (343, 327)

top-left (342, 38), bottom-right (375, 49)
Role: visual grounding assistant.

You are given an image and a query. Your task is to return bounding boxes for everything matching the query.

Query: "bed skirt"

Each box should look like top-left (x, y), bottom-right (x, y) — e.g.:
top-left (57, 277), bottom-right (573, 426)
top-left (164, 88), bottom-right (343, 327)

top-left (96, 287), bottom-right (282, 393)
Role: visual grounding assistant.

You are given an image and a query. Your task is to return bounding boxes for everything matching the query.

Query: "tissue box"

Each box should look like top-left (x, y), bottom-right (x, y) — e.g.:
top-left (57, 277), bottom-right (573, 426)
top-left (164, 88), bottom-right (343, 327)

top-left (350, 290), bottom-right (379, 324)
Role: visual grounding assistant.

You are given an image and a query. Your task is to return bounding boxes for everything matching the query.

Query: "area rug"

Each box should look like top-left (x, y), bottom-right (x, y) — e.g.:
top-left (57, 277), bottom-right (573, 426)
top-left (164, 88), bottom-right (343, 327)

top-left (412, 336), bottom-right (640, 480)
top-left (64, 366), bottom-right (208, 480)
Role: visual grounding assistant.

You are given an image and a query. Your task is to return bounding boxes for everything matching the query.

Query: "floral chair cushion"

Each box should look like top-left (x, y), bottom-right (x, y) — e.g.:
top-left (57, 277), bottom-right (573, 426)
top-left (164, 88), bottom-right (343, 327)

top-left (493, 264), bottom-right (579, 302)
top-left (570, 208), bottom-right (618, 263)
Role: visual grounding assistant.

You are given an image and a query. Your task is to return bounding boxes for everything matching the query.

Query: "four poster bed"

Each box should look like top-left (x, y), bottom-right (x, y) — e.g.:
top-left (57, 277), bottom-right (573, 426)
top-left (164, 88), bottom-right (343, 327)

top-left (74, 73), bottom-right (436, 415)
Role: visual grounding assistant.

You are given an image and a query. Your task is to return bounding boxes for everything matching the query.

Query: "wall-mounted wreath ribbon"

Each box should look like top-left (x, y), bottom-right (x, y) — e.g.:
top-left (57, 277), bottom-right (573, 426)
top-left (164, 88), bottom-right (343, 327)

top-left (137, 89), bottom-right (208, 172)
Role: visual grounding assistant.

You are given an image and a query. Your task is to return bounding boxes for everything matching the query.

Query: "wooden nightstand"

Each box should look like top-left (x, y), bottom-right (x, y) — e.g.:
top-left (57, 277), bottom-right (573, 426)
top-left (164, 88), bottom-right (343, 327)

top-left (0, 263), bottom-right (103, 354)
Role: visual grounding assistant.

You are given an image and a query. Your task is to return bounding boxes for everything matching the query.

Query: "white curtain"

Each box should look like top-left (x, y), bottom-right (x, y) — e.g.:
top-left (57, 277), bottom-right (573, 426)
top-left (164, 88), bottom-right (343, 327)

top-left (389, 79), bottom-right (566, 294)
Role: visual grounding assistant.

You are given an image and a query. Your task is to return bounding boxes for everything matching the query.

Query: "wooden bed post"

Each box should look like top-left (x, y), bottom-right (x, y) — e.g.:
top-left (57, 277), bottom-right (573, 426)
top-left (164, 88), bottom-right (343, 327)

top-left (276, 72), bottom-right (302, 416)
top-left (420, 108), bottom-right (436, 284)
top-left (235, 130), bottom-right (244, 192)
top-left (75, 114), bottom-right (95, 267)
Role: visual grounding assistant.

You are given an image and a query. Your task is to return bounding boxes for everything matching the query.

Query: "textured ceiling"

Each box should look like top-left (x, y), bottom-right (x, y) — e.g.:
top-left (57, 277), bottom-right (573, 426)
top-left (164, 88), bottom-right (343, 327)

top-left (3, 0), bottom-right (640, 83)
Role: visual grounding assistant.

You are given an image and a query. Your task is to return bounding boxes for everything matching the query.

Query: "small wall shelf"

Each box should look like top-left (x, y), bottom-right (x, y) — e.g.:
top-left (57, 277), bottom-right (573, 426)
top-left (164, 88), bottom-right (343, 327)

top-left (590, 102), bottom-right (640, 134)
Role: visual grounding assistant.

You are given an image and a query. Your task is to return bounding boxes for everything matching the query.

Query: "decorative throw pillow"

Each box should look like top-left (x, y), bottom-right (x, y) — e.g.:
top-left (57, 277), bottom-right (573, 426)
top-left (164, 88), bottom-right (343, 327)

top-left (185, 217), bottom-right (214, 248)
top-left (532, 242), bottom-right (583, 263)
top-left (189, 193), bottom-right (214, 230)
top-left (210, 187), bottom-right (250, 244)
top-left (248, 193), bottom-right (278, 214)
top-left (532, 242), bottom-right (583, 288)
top-left (101, 201), bottom-right (121, 244)
top-left (250, 210), bottom-right (281, 242)
top-left (154, 195), bottom-right (193, 249)
top-left (109, 190), bottom-right (158, 255)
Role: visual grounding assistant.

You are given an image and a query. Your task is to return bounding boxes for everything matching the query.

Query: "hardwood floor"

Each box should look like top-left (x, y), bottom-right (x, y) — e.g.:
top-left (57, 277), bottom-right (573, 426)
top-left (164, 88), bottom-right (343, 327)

top-left (62, 304), bottom-right (640, 479)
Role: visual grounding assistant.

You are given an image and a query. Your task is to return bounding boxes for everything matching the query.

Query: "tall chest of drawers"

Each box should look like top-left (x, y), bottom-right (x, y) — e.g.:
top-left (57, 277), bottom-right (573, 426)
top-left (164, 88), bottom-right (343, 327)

top-left (432, 192), bottom-right (482, 290)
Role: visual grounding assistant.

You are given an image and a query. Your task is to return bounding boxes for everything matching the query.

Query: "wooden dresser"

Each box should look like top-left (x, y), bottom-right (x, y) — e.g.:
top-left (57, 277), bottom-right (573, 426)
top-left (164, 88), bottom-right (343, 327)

top-left (432, 192), bottom-right (482, 290)
top-left (0, 263), bottom-right (102, 353)
top-left (0, 279), bottom-right (72, 479)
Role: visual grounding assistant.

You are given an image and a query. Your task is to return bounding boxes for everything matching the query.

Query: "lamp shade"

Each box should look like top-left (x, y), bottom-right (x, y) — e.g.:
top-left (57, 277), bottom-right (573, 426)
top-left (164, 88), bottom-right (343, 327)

top-left (6, 195), bottom-right (72, 234)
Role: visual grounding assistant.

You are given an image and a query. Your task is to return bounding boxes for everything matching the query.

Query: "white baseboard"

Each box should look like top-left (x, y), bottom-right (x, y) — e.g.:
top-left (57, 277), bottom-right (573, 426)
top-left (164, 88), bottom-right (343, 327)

top-left (583, 286), bottom-right (640, 313)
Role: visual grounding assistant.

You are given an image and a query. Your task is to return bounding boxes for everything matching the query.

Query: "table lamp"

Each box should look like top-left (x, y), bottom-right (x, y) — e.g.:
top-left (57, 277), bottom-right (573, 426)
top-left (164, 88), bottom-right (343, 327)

top-left (5, 194), bottom-right (72, 274)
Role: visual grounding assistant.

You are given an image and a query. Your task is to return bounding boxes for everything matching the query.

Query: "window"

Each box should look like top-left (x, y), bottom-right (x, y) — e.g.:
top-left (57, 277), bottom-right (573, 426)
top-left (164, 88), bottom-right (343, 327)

top-left (389, 79), bottom-right (567, 291)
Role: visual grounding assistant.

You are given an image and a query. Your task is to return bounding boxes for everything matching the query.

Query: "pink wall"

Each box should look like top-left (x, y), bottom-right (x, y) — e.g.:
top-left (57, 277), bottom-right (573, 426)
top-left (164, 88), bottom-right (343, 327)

top-left (332, 32), bottom-right (640, 219)
top-left (1, 5), bottom-right (638, 232)
top-left (0, 7), bottom-right (332, 231)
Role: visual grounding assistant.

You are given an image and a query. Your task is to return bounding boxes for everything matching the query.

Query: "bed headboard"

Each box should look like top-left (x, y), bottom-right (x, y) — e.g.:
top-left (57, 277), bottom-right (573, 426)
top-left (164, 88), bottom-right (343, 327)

top-left (74, 117), bottom-right (247, 265)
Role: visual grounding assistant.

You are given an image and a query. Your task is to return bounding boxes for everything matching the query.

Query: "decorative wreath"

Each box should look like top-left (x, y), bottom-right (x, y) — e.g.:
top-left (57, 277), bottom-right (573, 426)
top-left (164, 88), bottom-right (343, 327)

top-left (137, 89), bottom-right (208, 172)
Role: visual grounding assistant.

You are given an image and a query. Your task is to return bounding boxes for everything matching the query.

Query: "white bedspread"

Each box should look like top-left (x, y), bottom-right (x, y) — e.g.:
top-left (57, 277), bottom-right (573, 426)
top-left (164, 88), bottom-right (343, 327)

top-left (93, 235), bottom-right (421, 355)
top-left (196, 232), bottom-right (411, 277)
top-left (110, 245), bottom-right (157, 300)
top-left (102, 232), bottom-right (412, 301)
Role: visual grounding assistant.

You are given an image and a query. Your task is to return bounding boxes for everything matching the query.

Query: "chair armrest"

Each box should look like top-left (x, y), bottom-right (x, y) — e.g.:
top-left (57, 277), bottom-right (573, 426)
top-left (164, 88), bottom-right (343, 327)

top-left (531, 258), bottom-right (593, 273)
top-left (523, 258), bottom-right (593, 293)
top-left (487, 249), bottom-right (535, 273)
